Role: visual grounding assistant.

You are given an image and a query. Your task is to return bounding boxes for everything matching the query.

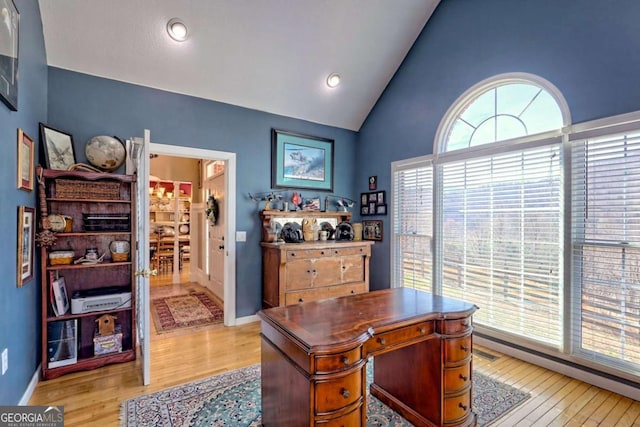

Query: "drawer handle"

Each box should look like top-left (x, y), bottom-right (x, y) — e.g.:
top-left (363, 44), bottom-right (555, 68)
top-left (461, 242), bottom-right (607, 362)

top-left (419, 327), bottom-right (426, 334)
top-left (334, 250), bottom-right (339, 254)
top-left (342, 356), bottom-right (349, 365)
top-left (459, 374), bottom-right (468, 381)
top-left (458, 402), bottom-right (468, 411)
top-left (298, 298), bottom-right (304, 303)
top-left (320, 251), bottom-right (325, 255)
top-left (460, 345), bottom-right (470, 352)
top-left (341, 388), bottom-right (350, 399)
top-left (378, 338), bottom-right (386, 345)
top-left (291, 253), bottom-right (296, 256)
top-left (350, 290), bottom-right (355, 294)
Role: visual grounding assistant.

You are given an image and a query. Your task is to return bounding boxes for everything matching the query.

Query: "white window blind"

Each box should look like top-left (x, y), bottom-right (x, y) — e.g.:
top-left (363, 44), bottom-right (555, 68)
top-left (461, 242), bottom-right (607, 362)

top-left (438, 144), bottom-right (563, 346)
top-left (571, 130), bottom-right (640, 373)
top-left (392, 160), bottom-right (433, 291)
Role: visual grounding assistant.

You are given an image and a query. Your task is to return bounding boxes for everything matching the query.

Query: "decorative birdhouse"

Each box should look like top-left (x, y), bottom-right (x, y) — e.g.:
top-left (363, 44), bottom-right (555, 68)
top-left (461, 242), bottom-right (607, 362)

top-left (95, 314), bottom-right (117, 336)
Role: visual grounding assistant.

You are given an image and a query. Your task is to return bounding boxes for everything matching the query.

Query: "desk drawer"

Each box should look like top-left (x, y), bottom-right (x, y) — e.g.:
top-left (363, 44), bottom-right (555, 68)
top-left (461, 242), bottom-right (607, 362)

top-left (439, 317), bottom-right (472, 335)
top-left (443, 390), bottom-right (471, 423)
top-left (315, 347), bottom-right (362, 373)
top-left (315, 370), bottom-right (362, 413)
top-left (364, 321), bottom-right (434, 355)
top-left (443, 364), bottom-right (471, 392)
top-left (316, 404), bottom-right (362, 426)
top-left (443, 336), bottom-right (472, 364)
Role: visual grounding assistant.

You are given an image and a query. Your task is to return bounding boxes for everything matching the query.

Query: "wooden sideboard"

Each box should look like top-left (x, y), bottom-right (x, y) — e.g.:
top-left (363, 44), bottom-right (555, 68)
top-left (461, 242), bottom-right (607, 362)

top-left (258, 288), bottom-right (478, 427)
top-left (261, 240), bottom-right (373, 308)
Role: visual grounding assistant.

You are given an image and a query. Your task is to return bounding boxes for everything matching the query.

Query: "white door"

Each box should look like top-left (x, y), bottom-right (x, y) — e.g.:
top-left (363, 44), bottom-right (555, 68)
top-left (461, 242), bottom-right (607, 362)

top-left (206, 172), bottom-right (225, 300)
top-left (129, 130), bottom-right (151, 386)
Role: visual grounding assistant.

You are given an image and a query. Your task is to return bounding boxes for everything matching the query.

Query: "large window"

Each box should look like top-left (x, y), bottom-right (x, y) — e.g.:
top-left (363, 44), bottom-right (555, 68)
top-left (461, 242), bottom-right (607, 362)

top-left (571, 129), bottom-right (640, 373)
top-left (393, 74), bottom-right (640, 382)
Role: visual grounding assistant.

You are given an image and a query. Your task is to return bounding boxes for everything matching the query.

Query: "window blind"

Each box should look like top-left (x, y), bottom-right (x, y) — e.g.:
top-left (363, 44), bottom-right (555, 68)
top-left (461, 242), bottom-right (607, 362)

top-left (438, 144), bottom-right (563, 347)
top-left (571, 131), bottom-right (640, 373)
top-left (392, 159), bottom-right (433, 291)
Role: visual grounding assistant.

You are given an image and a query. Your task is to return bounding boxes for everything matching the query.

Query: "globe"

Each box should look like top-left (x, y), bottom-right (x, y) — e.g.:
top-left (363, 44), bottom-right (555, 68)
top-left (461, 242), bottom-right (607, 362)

top-left (85, 135), bottom-right (126, 172)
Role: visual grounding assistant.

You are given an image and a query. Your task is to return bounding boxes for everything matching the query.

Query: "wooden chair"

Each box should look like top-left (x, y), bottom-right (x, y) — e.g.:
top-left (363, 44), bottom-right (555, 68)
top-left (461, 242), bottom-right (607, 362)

top-left (155, 238), bottom-right (175, 272)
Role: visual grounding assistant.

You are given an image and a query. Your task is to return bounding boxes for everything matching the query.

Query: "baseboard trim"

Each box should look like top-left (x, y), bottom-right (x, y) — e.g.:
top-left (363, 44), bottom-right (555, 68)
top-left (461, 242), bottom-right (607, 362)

top-left (19, 365), bottom-right (40, 405)
top-left (234, 314), bottom-right (259, 325)
top-left (475, 336), bottom-right (640, 401)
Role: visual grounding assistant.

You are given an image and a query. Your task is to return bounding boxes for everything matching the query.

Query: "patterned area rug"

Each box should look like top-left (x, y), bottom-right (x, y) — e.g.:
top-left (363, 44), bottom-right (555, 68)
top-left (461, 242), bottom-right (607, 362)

top-left (151, 292), bottom-right (223, 333)
top-left (121, 363), bottom-right (530, 426)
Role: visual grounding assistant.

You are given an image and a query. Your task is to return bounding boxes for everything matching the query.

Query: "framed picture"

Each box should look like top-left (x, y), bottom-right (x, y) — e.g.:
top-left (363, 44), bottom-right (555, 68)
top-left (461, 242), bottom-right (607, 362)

top-left (40, 123), bottom-right (76, 170)
top-left (360, 190), bottom-right (387, 216)
top-left (369, 175), bottom-right (377, 190)
top-left (17, 128), bottom-right (34, 191)
top-left (363, 220), bottom-right (383, 241)
top-left (17, 206), bottom-right (35, 287)
top-left (272, 129), bottom-right (334, 191)
top-left (302, 198), bottom-right (321, 211)
top-left (0, 0), bottom-right (19, 111)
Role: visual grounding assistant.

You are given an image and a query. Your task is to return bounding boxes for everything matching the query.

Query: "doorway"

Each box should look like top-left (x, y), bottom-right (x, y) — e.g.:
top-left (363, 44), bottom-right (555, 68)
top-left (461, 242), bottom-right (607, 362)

top-left (146, 143), bottom-right (237, 326)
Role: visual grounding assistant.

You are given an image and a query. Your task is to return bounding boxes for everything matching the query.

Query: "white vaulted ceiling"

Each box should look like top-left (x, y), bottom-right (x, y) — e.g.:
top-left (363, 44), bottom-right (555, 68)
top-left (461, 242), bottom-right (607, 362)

top-left (38, 0), bottom-right (439, 131)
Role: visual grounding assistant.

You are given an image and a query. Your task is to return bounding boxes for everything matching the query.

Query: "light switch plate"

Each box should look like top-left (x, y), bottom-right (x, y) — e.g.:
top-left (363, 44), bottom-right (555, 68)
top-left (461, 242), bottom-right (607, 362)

top-left (236, 231), bottom-right (247, 242)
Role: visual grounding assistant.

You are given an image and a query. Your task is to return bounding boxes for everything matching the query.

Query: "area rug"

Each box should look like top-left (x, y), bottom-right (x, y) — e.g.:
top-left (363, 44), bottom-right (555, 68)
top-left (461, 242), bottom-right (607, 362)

top-left (121, 363), bottom-right (530, 426)
top-left (151, 292), bottom-right (223, 333)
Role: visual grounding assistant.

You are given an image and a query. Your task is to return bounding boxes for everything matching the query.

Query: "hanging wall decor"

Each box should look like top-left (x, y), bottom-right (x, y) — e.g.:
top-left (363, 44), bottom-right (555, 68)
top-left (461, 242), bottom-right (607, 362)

top-left (206, 195), bottom-right (219, 225)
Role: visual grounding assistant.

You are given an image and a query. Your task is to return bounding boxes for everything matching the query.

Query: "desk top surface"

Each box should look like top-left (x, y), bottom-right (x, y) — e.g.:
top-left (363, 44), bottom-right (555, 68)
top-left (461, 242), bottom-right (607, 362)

top-left (258, 288), bottom-right (477, 350)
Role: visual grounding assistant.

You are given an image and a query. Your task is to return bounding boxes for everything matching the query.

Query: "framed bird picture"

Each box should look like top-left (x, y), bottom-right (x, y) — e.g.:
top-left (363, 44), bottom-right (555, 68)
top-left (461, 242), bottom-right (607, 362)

top-left (39, 123), bottom-right (77, 170)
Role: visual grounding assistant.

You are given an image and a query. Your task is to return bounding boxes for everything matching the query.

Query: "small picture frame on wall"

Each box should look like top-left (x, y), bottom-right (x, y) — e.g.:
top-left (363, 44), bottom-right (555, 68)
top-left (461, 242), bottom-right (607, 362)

top-left (363, 220), bottom-right (383, 241)
top-left (17, 206), bottom-right (35, 287)
top-left (360, 190), bottom-right (387, 216)
top-left (17, 128), bottom-right (34, 191)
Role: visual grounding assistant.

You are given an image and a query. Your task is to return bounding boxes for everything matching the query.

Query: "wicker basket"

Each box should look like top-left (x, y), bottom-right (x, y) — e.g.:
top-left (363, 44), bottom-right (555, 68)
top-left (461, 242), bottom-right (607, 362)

top-left (55, 179), bottom-right (120, 200)
top-left (111, 252), bottom-right (129, 262)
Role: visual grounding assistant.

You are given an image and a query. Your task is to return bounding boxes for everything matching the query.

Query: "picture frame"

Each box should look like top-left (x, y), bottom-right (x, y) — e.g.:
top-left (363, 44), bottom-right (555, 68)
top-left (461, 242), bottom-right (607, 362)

top-left (39, 123), bottom-right (76, 171)
top-left (363, 220), bottom-right (383, 241)
top-left (302, 198), bottom-right (321, 211)
top-left (0, 0), bottom-right (19, 111)
top-left (17, 206), bottom-right (34, 287)
top-left (17, 128), bottom-right (34, 191)
top-left (360, 190), bottom-right (387, 216)
top-left (272, 128), bottom-right (334, 191)
top-left (51, 277), bottom-right (70, 316)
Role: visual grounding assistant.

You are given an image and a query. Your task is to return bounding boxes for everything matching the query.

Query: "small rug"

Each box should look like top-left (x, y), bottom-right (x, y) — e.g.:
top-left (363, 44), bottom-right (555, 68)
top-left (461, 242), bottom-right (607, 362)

top-left (121, 363), bottom-right (530, 426)
top-left (151, 292), bottom-right (223, 333)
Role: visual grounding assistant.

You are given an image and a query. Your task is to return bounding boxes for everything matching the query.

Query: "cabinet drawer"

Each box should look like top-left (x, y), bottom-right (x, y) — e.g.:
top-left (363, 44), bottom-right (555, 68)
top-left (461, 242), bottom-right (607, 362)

top-left (315, 347), bottom-right (362, 373)
top-left (443, 390), bottom-right (471, 422)
top-left (329, 246), bottom-right (369, 257)
top-left (443, 336), bottom-right (472, 364)
top-left (439, 317), bottom-right (472, 335)
top-left (287, 249), bottom-right (332, 260)
top-left (286, 284), bottom-right (367, 305)
top-left (364, 321), bottom-right (434, 355)
top-left (315, 370), bottom-right (362, 413)
top-left (443, 364), bottom-right (471, 392)
top-left (316, 404), bottom-right (362, 426)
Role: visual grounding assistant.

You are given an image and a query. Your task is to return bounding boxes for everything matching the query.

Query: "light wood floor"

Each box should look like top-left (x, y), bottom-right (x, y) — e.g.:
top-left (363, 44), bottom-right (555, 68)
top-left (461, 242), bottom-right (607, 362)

top-left (29, 273), bottom-right (640, 426)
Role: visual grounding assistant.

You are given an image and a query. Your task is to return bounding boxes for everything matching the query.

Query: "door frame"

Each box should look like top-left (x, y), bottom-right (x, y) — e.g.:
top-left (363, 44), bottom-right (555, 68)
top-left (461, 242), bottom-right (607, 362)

top-left (147, 143), bottom-right (237, 326)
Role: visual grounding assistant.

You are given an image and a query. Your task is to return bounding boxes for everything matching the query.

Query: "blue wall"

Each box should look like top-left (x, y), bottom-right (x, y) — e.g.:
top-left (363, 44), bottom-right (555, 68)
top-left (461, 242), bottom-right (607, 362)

top-left (0, 1), bottom-right (47, 404)
top-left (357, 0), bottom-right (640, 290)
top-left (46, 68), bottom-right (359, 317)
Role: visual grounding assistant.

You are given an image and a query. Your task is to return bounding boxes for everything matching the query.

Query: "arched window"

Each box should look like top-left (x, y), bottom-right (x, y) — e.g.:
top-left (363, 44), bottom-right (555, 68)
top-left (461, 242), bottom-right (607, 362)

top-left (437, 73), bottom-right (569, 153)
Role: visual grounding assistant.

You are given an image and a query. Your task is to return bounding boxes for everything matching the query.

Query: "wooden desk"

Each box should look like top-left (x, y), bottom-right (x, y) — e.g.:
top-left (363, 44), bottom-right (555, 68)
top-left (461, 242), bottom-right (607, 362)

top-left (258, 288), bottom-right (478, 427)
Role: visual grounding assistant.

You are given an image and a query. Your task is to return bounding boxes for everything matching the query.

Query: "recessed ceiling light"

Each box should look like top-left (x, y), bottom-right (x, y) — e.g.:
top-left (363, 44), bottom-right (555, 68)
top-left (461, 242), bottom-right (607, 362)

top-left (327, 73), bottom-right (341, 88)
top-left (167, 18), bottom-right (188, 42)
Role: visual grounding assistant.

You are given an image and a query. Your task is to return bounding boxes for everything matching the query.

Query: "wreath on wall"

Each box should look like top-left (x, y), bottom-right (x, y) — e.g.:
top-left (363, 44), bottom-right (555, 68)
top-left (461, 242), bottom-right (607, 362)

top-left (206, 195), bottom-right (219, 226)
